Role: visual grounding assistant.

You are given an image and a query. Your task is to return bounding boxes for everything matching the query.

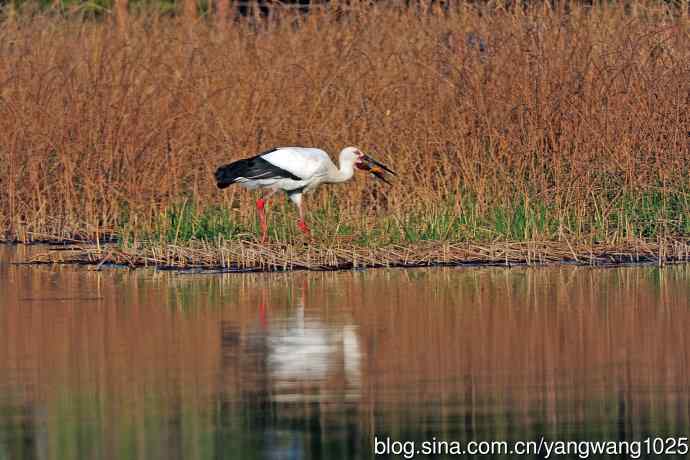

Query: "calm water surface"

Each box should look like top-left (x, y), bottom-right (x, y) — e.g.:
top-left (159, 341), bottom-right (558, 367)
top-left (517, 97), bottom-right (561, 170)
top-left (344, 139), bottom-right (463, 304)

top-left (1, 245), bottom-right (689, 459)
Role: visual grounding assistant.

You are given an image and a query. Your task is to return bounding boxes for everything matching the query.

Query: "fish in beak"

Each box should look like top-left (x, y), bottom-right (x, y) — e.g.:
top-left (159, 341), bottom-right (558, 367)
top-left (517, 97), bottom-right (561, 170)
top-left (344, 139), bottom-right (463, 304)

top-left (356, 154), bottom-right (397, 184)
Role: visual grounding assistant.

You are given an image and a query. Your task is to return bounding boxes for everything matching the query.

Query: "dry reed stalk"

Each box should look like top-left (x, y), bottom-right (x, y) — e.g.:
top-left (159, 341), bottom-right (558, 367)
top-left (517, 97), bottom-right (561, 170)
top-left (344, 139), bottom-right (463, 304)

top-left (115, 0), bottom-right (128, 34)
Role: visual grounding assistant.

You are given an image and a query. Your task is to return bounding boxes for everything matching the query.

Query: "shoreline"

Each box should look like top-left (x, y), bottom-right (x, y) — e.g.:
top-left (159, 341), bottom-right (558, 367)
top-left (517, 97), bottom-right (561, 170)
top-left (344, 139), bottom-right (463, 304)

top-left (6, 238), bottom-right (690, 272)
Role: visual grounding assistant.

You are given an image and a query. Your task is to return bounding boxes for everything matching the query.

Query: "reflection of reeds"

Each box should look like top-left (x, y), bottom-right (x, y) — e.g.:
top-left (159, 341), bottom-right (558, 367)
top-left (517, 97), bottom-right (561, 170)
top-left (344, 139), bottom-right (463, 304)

top-left (1, 263), bottom-right (689, 456)
top-left (0, 266), bottom-right (690, 458)
top-left (354, 266), bottom-right (690, 441)
top-left (1, 4), bottom-right (689, 250)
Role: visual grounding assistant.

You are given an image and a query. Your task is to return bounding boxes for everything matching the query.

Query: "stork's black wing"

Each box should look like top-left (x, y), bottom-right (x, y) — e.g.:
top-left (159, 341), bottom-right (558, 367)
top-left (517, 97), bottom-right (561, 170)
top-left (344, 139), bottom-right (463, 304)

top-left (215, 148), bottom-right (302, 189)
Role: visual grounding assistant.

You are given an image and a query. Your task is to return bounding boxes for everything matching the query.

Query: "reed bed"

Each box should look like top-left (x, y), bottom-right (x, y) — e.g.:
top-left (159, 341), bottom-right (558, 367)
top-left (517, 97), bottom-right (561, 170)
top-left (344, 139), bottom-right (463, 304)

top-left (1, 2), bottom-right (689, 268)
top-left (25, 237), bottom-right (690, 270)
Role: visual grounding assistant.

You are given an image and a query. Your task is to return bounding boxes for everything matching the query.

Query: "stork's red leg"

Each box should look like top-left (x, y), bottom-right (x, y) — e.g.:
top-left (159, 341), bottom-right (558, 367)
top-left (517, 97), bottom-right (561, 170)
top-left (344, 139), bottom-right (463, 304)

top-left (296, 199), bottom-right (311, 236)
top-left (297, 219), bottom-right (311, 236)
top-left (256, 198), bottom-right (268, 242)
top-left (256, 190), bottom-right (279, 243)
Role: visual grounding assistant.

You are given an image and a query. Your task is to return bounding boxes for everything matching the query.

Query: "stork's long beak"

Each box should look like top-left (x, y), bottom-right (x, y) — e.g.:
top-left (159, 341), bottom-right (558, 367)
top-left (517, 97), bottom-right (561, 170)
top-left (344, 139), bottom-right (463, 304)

top-left (359, 154), bottom-right (396, 184)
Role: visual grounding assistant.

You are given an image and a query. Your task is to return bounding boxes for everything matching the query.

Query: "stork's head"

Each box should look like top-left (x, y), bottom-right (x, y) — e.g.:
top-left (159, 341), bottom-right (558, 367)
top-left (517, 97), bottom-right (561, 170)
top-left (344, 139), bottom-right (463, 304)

top-left (341, 147), bottom-right (397, 184)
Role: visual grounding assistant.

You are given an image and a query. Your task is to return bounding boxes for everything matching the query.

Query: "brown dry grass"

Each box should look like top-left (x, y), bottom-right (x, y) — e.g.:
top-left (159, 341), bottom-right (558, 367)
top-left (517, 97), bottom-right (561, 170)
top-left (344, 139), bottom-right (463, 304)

top-left (1, 2), bottom-right (689, 253)
top-left (25, 238), bottom-right (690, 270)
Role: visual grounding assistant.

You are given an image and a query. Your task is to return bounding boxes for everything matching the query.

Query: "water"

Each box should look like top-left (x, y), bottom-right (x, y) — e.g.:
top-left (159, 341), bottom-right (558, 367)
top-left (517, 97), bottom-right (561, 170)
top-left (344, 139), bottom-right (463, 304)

top-left (1, 246), bottom-right (689, 459)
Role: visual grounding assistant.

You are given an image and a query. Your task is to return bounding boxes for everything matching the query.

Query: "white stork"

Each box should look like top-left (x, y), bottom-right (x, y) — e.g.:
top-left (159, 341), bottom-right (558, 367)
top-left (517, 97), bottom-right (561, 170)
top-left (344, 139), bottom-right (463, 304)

top-left (215, 146), bottom-right (395, 241)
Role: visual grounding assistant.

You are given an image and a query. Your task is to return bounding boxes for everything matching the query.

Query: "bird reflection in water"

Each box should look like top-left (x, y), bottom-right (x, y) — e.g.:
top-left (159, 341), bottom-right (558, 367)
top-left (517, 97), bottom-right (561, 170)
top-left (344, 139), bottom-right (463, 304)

top-left (217, 277), bottom-right (363, 458)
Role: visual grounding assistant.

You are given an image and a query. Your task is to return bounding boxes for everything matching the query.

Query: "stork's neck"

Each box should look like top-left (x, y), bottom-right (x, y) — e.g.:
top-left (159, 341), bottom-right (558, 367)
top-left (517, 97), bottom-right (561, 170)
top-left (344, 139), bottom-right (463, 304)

top-left (328, 160), bottom-right (355, 183)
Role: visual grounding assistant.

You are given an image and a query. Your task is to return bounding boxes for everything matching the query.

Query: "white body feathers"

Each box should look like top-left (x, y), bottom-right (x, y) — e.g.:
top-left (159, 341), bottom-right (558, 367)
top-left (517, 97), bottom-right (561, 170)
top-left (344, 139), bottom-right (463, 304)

top-left (234, 147), bottom-right (357, 195)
